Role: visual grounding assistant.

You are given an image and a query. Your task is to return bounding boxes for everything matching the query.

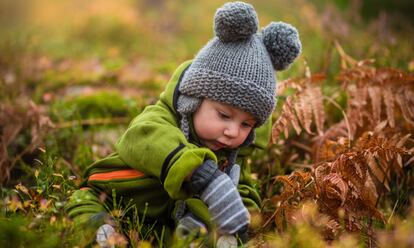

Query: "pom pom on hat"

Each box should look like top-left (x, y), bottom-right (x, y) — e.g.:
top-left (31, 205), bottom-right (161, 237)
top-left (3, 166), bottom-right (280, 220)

top-left (262, 21), bottom-right (302, 71)
top-left (214, 1), bottom-right (258, 42)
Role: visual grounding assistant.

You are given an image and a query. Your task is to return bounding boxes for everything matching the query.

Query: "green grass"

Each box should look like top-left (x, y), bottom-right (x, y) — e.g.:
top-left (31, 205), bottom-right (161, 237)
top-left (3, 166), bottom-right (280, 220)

top-left (1, 0), bottom-right (413, 247)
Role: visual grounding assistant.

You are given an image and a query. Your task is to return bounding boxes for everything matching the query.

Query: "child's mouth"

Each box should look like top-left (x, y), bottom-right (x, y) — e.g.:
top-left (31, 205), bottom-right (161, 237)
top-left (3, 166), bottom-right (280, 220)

top-left (214, 141), bottom-right (229, 149)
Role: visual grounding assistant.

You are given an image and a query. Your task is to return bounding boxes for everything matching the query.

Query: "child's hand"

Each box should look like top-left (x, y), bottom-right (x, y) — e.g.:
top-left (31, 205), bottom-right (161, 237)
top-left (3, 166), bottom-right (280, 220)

top-left (189, 160), bottom-right (249, 235)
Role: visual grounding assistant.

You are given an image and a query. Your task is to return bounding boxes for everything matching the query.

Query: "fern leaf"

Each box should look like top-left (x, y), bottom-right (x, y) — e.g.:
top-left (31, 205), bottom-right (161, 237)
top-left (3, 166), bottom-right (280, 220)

top-left (368, 86), bottom-right (382, 124)
top-left (395, 91), bottom-right (414, 126)
top-left (396, 133), bottom-right (411, 148)
top-left (286, 97), bottom-right (302, 135)
top-left (382, 85), bottom-right (395, 127)
top-left (404, 89), bottom-right (414, 118)
top-left (366, 153), bottom-right (390, 191)
top-left (308, 85), bottom-right (325, 135)
top-left (288, 86), bottom-right (314, 135)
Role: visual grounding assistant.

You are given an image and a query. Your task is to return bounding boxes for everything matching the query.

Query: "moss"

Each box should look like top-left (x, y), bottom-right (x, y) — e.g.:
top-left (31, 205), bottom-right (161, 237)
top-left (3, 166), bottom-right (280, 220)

top-left (51, 91), bottom-right (140, 121)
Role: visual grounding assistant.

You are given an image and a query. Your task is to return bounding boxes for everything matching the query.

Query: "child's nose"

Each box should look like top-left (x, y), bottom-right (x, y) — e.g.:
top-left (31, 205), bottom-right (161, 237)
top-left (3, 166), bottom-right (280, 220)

top-left (224, 122), bottom-right (240, 138)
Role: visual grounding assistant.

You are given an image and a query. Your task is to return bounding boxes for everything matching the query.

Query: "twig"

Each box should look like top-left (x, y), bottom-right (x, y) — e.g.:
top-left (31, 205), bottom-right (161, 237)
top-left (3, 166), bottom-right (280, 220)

top-left (291, 140), bottom-right (313, 153)
top-left (286, 162), bottom-right (313, 169)
top-left (334, 39), bottom-right (357, 69)
top-left (387, 198), bottom-right (399, 224)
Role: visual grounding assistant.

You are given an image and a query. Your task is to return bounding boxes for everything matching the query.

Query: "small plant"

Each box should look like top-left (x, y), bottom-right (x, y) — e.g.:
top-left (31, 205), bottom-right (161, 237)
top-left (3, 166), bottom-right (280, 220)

top-left (266, 43), bottom-right (414, 245)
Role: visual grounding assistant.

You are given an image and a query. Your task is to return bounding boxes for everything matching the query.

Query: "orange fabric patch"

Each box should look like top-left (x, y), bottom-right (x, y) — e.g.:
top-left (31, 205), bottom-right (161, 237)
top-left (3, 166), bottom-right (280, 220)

top-left (88, 169), bottom-right (144, 181)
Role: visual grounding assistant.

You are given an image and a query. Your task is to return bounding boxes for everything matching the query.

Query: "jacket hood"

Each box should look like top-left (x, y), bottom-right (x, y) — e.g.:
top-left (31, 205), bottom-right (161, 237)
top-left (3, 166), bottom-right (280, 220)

top-left (159, 60), bottom-right (192, 116)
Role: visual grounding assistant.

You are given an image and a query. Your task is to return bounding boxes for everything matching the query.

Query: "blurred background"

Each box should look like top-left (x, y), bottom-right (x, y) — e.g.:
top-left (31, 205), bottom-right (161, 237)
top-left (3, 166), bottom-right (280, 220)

top-left (1, 0), bottom-right (413, 182)
top-left (1, 0), bottom-right (413, 90)
top-left (1, 0), bottom-right (414, 180)
top-left (0, 1), bottom-right (413, 246)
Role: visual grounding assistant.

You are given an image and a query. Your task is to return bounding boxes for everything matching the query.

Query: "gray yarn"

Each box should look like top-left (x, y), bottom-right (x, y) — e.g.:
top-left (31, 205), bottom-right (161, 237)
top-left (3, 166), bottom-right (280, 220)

top-left (214, 2), bottom-right (258, 42)
top-left (200, 173), bottom-right (250, 234)
top-left (262, 22), bottom-right (302, 71)
top-left (227, 163), bottom-right (240, 186)
top-left (176, 95), bottom-right (201, 139)
top-left (179, 1), bottom-right (301, 126)
top-left (180, 43), bottom-right (275, 127)
top-left (188, 161), bottom-right (249, 234)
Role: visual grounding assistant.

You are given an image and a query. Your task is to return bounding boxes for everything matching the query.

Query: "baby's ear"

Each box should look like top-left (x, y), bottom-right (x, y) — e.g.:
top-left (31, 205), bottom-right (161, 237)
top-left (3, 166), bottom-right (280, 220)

top-left (262, 22), bottom-right (302, 71)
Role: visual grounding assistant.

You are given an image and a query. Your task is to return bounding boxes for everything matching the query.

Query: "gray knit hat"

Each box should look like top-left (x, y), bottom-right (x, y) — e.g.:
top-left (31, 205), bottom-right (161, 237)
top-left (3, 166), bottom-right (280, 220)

top-left (177, 1), bottom-right (301, 139)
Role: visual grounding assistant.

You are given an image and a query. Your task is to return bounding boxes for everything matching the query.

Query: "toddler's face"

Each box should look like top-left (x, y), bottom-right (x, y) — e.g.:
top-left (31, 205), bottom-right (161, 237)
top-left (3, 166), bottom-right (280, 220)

top-left (193, 99), bottom-right (256, 151)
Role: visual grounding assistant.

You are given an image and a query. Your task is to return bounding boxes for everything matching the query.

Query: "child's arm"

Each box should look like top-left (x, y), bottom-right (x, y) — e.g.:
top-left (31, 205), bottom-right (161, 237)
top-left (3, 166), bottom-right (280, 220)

top-left (115, 102), bottom-right (217, 199)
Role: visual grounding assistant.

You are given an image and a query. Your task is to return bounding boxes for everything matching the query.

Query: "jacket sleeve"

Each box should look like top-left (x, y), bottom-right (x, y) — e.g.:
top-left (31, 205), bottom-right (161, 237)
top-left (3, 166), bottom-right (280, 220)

top-left (115, 101), bottom-right (217, 200)
top-left (237, 118), bottom-right (272, 210)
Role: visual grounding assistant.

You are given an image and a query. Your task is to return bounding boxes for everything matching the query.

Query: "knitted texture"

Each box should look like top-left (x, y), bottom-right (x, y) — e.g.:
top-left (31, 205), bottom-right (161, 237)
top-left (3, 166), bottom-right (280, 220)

top-left (190, 160), bottom-right (249, 234)
top-left (200, 173), bottom-right (250, 234)
top-left (226, 163), bottom-right (240, 186)
top-left (179, 34), bottom-right (275, 126)
top-left (189, 160), bottom-right (222, 195)
top-left (262, 22), bottom-right (302, 71)
top-left (214, 1), bottom-right (258, 42)
top-left (178, 1), bottom-right (301, 126)
top-left (176, 95), bottom-right (202, 139)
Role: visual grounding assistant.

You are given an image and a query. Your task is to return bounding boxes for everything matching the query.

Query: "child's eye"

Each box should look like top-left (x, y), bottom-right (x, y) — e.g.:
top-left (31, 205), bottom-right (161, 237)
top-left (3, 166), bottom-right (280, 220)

top-left (241, 122), bottom-right (253, 128)
top-left (218, 111), bottom-right (230, 119)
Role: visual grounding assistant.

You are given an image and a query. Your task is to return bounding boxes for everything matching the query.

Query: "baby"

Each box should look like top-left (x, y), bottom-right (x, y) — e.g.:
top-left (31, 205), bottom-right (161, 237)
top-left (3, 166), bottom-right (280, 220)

top-left (66, 2), bottom-right (301, 247)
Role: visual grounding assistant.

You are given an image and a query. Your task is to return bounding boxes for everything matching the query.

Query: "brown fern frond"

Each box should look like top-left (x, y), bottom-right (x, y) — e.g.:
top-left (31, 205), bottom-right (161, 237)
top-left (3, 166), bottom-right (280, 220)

top-left (275, 175), bottom-right (296, 190)
top-left (276, 78), bottom-right (297, 95)
top-left (368, 85), bottom-right (382, 124)
top-left (271, 97), bottom-right (298, 142)
top-left (270, 57), bottom-right (413, 241)
top-left (366, 153), bottom-right (391, 192)
top-left (272, 74), bottom-right (326, 142)
top-left (286, 97), bottom-right (302, 136)
top-left (318, 173), bottom-right (348, 210)
top-left (308, 84), bottom-right (325, 136)
top-left (382, 85), bottom-right (395, 127)
top-left (338, 65), bottom-right (414, 132)
top-left (270, 170), bottom-right (316, 231)
top-left (404, 89), bottom-right (414, 118)
top-left (346, 83), bottom-right (368, 132)
top-left (313, 121), bottom-right (350, 163)
top-left (395, 91), bottom-right (414, 126)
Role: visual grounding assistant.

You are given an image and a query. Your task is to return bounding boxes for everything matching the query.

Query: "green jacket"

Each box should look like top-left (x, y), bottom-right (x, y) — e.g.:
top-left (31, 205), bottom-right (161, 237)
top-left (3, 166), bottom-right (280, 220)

top-left (66, 60), bottom-right (271, 238)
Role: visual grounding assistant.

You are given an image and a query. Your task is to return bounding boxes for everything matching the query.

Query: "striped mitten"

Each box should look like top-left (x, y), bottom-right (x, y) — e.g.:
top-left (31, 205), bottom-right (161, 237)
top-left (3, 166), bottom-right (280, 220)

top-left (190, 160), bottom-right (250, 235)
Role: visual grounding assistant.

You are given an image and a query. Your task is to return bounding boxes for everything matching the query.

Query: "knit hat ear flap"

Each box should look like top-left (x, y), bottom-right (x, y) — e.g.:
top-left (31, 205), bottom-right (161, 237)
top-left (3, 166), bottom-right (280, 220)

top-left (177, 95), bottom-right (202, 139)
top-left (262, 22), bottom-right (302, 71)
top-left (214, 1), bottom-right (258, 42)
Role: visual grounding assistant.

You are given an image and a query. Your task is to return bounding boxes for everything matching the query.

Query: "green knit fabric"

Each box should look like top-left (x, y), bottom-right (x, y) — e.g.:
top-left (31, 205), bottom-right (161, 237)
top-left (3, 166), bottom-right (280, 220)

top-left (65, 60), bottom-right (272, 245)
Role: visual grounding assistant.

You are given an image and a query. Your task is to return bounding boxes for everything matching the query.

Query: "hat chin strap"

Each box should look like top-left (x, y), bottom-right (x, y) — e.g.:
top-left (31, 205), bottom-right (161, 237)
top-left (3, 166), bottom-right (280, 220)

top-left (177, 94), bottom-right (202, 140)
